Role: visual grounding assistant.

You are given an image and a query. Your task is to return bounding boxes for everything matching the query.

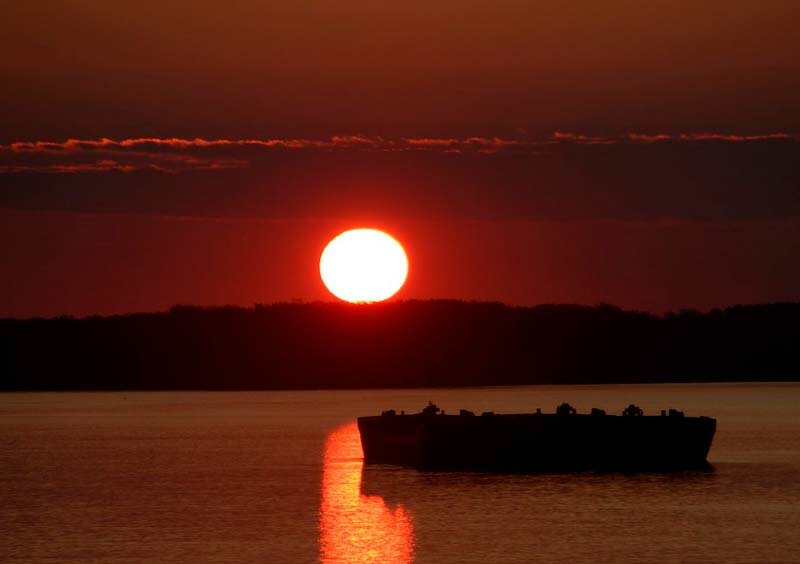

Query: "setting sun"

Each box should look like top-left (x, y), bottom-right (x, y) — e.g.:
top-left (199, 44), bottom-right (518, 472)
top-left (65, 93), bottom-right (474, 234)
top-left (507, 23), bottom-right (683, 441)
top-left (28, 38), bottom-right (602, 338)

top-left (320, 229), bottom-right (408, 303)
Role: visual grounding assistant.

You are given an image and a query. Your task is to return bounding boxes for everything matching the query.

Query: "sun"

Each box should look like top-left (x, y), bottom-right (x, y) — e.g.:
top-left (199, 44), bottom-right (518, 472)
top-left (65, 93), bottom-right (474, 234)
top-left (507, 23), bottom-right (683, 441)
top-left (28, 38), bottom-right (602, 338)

top-left (320, 228), bottom-right (409, 303)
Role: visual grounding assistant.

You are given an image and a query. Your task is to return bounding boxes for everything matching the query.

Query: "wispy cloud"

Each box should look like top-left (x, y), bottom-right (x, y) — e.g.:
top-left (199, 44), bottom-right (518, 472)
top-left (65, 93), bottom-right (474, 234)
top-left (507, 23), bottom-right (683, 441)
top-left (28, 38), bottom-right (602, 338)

top-left (626, 133), bottom-right (674, 143)
top-left (0, 153), bottom-right (248, 174)
top-left (2, 160), bottom-right (141, 174)
top-left (4, 137), bottom-right (364, 154)
top-left (1, 132), bottom-right (795, 173)
top-left (678, 133), bottom-right (794, 142)
top-left (552, 132), bottom-right (616, 145)
top-left (627, 132), bottom-right (795, 143)
top-left (402, 136), bottom-right (523, 148)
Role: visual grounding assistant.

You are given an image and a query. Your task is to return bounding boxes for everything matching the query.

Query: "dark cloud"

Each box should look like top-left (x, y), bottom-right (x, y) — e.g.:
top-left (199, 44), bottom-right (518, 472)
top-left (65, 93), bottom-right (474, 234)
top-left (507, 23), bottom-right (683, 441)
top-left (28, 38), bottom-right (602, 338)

top-left (1, 132), bottom-right (798, 222)
top-left (1, 156), bottom-right (248, 174)
top-left (552, 132), bottom-right (616, 145)
top-left (628, 132), bottom-right (796, 143)
top-left (2, 132), bottom-right (796, 174)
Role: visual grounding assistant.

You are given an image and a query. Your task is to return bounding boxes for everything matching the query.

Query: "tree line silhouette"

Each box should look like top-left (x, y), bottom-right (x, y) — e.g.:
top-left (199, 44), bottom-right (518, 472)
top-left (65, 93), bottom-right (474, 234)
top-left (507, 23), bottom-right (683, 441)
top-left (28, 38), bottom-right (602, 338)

top-left (1, 300), bottom-right (798, 391)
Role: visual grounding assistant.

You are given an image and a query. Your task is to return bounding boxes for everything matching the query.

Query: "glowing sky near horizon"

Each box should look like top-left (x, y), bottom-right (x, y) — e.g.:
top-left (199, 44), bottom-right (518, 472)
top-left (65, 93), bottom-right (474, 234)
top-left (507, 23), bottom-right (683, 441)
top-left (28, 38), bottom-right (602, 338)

top-left (1, 1), bottom-right (798, 317)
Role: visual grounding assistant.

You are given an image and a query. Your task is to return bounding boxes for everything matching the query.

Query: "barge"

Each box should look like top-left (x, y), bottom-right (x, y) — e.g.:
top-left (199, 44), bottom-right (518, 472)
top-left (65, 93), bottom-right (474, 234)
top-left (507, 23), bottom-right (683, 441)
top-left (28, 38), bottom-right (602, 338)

top-left (357, 402), bottom-right (716, 471)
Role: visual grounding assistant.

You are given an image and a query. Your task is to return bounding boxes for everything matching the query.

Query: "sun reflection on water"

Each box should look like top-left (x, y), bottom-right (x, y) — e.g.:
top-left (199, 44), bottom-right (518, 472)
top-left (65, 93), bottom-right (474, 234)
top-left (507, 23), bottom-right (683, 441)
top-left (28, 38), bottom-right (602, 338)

top-left (319, 423), bottom-right (415, 563)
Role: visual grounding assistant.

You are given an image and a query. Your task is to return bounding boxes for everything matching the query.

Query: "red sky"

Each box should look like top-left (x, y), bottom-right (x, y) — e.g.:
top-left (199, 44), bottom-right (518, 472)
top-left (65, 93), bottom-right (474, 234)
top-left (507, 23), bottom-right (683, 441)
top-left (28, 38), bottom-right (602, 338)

top-left (2, 1), bottom-right (799, 317)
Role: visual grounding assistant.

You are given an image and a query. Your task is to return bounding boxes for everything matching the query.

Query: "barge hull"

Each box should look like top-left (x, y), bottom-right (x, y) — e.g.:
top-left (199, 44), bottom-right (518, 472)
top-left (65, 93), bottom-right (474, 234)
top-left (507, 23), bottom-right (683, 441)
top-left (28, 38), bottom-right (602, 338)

top-left (357, 413), bottom-right (716, 471)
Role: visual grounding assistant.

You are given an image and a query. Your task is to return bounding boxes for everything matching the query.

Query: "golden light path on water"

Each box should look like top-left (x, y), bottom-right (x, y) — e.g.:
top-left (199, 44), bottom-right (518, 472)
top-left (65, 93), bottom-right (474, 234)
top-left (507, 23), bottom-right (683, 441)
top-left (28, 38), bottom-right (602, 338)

top-left (319, 423), bottom-right (415, 563)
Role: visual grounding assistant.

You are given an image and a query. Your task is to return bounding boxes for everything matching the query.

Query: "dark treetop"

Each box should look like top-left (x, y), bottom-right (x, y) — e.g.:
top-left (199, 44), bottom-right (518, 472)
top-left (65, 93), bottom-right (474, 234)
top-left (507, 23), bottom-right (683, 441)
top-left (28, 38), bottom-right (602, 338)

top-left (1, 301), bottom-right (798, 391)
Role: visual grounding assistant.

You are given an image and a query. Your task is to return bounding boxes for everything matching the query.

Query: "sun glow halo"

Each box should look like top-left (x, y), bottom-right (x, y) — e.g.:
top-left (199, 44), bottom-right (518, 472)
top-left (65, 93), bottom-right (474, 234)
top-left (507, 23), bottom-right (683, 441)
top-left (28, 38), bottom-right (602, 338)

top-left (320, 229), bottom-right (408, 303)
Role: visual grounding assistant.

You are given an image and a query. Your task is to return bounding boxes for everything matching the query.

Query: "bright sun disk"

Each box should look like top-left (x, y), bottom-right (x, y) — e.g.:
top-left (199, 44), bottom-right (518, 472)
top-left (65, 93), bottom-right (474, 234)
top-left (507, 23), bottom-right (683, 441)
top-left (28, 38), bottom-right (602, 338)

top-left (319, 229), bottom-right (408, 303)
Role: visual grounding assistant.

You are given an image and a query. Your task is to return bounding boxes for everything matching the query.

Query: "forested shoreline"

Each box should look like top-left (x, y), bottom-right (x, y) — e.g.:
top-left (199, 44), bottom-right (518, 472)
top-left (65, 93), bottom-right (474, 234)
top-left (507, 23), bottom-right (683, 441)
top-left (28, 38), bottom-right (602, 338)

top-left (2, 301), bottom-right (798, 390)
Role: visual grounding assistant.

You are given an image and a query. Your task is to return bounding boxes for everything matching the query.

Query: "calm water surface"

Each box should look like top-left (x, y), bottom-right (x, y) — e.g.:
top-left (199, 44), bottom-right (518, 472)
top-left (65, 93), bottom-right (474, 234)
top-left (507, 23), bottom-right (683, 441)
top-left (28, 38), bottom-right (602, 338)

top-left (1, 383), bottom-right (799, 563)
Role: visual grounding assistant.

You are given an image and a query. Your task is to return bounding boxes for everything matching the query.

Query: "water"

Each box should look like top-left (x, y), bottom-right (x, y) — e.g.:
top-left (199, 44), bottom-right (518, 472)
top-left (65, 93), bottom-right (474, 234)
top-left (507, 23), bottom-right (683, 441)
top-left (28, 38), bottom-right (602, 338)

top-left (1, 383), bottom-right (799, 563)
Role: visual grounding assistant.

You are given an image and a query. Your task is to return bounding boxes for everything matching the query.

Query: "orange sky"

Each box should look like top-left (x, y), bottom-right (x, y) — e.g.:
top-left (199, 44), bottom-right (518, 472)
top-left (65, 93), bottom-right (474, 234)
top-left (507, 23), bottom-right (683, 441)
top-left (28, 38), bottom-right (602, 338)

top-left (1, 1), bottom-right (799, 316)
top-left (3, 1), bottom-right (799, 140)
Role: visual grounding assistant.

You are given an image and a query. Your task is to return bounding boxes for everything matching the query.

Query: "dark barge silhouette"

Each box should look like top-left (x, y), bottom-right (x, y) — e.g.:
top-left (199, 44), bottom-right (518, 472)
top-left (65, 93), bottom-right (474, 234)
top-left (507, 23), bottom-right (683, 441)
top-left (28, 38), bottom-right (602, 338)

top-left (357, 403), bottom-right (716, 471)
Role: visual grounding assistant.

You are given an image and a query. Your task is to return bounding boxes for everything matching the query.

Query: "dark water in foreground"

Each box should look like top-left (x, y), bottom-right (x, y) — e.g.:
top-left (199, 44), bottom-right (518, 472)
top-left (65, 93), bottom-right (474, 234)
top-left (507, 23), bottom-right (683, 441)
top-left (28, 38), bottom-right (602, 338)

top-left (1, 383), bottom-right (799, 563)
